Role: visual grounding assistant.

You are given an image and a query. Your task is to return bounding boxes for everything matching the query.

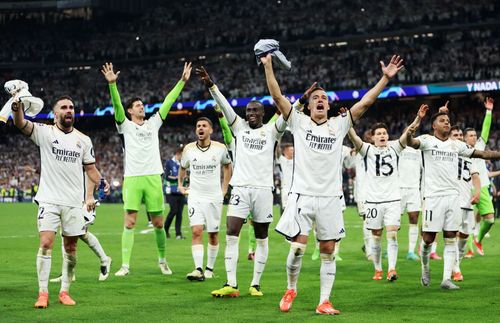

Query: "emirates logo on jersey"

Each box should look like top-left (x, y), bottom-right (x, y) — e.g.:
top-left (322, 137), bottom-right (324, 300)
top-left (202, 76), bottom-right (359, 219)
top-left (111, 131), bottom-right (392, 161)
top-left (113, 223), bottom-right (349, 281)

top-left (305, 133), bottom-right (336, 151)
top-left (242, 136), bottom-right (266, 151)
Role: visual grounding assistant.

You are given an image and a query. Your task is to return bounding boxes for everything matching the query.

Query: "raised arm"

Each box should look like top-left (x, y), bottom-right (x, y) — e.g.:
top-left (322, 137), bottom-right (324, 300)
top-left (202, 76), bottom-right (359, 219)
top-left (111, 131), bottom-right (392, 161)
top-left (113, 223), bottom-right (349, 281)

top-left (471, 150), bottom-right (500, 160)
top-left (350, 55), bottom-right (404, 122)
top-left (221, 163), bottom-right (232, 197)
top-left (480, 97), bottom-right (493, 142)
top-left (292, 82), bottom-right (318, 112)
top-left (214, 105), bottom-right (233, 146)
top-left (260, 54), bottom-right (292, 120)
top-left (348, 127), bottom-right (364, 152)
top-left (101, 62), bottom-right (126, 124)
top-left (158, 62), bottom-right (192, 120)
top-left (196, 66), bottom-right (239, 126)
top-left (399, 104), bottom-right (429, 146)
top-left (11, 100), bottom-right (34, 136)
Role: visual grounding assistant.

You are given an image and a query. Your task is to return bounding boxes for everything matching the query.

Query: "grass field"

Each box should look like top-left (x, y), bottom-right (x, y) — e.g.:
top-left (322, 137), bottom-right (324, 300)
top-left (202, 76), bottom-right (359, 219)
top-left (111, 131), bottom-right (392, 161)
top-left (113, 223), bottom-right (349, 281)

top-left (0, 203), bottom-right (499, 322)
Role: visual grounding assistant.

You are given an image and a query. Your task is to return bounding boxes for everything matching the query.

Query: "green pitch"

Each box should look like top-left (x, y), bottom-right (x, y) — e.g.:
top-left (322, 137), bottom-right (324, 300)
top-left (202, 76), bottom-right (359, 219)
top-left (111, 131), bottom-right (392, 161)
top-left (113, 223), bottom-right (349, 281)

top-left (0, 203), bottom-right (499, 322)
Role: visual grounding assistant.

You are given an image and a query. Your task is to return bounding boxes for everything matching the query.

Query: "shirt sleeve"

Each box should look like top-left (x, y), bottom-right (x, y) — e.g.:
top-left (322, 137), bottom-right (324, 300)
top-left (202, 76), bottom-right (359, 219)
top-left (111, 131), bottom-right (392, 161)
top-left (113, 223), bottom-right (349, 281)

top-left (221, 147), bottom-right (232, 165)
top-left (29, 122), bottom-right (49, 146)
top-left (287, 108), bottom-right (304, 134)
top-left (108, 83), bottom-right (126, 124)
top-left (158, 80), bottom-right (185, 120)
top-left (209, 85), bottom-right (240, 128)
top-left (150, 112), bottom-right (163, 130)
top-left (337, 111), bottom-right (353, 138)
top-left (180, 150), bottom-right (190, 169)
top-left (115, 117), bottom-right (131, 134)
top-left (416, 135), bottom-right (430, 150)
top-left (470, 158), bottom-right (479, 175)
top-left (358, 142), bottom-right (370, 157)
top-left (389, 140), bottom-right (405, 155)
top-left (458, 141), bottom-right (475, 158)
top-left (83, 137), bottom-right (96, 165)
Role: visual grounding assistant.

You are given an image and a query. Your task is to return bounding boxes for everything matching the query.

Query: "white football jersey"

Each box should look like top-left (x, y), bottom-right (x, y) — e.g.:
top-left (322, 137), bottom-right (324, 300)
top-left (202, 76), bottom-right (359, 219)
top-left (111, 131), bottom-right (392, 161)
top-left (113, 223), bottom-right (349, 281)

top-left (116, 112), bottom-right (163, 177)
top-left (417, 135), bottom-right (475, 198)
top-left (457, 154), bottom-right (479, 209)
top-left (354, 153), bottom-right (366, 201)
top-left (287, 108), bottom-right (351, 197)
top-left (30, 123), bottom-right (95, 208)
top-left (360, 140), bottom-right (404, 202)
top-left (399, 146), bottom-right (422, 189)
top-left (278, 155), bottom-right (294, 195)
top-left (474, 138), bottom-right (490, 187)
top-left (181, 141), bottom-right (231, 202)
top-left (229, 116), bottom-right (285, 188)
top-left (342, 145), bottom-right (355, 169)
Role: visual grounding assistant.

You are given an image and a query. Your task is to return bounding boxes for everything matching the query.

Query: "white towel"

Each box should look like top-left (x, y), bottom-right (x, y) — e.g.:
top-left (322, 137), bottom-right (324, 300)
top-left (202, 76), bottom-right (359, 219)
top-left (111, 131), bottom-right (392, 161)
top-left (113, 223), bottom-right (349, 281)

top-left (1, 80), bottom-right (44, 123)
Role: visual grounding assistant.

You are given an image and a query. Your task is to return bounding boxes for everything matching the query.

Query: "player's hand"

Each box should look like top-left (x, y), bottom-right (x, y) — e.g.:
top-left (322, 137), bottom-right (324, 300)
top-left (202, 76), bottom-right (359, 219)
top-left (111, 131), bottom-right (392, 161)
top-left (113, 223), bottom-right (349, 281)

top-left (417, 104), bottom-right (429, 119)
top-left (380, 55), bottom-right (404, 79)
top-left (11, 100), bottom-right (22, 112)
top-left (485, 97), bottom-right (494, 111)
top-left (214, 104), bottom-right (222, 113)
top-left (101, 62), bottom-right (120, 84)
top-left (178, 186), bottom-right (187, 195)
top-left (103, 179), bottom-right (111, 196)
top-left (303, 82), bottom-right (318, 99)
top-left (85, 198), bottom-right (97, 212)
top-left (259, 53), bottom-right (272, 66)
top-left (181, 62), bottom-right (192, 82)
top-left (470, 192), bottom-right (480, 205)
top-left (195, 66), bottom-right (214, 87)
top-left (438, 101), bottom-right (449, 114)
top-left (338, 107), bottom-right (348, 116)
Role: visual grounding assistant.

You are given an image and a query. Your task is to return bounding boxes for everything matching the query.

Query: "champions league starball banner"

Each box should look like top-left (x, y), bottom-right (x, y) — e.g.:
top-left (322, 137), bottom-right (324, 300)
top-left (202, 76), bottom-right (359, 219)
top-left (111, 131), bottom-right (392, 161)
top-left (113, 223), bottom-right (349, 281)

top-left (33, 79), bottom-right (500, 120)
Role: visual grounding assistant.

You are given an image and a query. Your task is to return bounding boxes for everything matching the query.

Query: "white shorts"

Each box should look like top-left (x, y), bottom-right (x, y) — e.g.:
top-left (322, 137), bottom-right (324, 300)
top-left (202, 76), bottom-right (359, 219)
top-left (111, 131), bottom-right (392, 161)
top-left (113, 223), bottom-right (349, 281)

top-left (227, 186), bottom-right (273, 223)
top-left (459, 208), bottom-right (475, 235)
top-left (286, 193), bottom-right (345, 241)
top-left (422, 195), bottom-right (461, 232)
top-left (364, 201), bottom-right (401, 230)
top-left (400, 187), bottom-right (422, 213)
top-left (281, 190), bottom-right (290, 209)
top-left (187, 199), bottom-right (222, 232)
top-left (37, 202), bottom-right (85, 237)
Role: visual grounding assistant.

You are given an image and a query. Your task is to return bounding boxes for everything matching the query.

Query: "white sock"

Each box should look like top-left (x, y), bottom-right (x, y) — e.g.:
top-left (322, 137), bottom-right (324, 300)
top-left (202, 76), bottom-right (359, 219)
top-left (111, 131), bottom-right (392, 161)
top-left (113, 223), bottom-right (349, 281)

top-left (334, 241), bottom-right (340, 256)
top-left (386, 231), bottom-right (398, 271)
top-left (251, 238), bottom-right (269, 286)
top-left (408, 224), bottom-right (418, 253)
top-left (454, 238), bottom-right (467, 273)
top-left (225, 235), bottom-right (239, 287)
top-left (37, 248), bottom-right (52, 293)
top-left (371, 235), bottom-right (382, 271)
top-left (81, 232), bottom-right (108, 265)
top-left (287, 242), bottom-right (305, 290)
top-left (431, 241), bottom-right (437, 254)
top-left (60, 253), bottom-right (77, 293)
top-left (191, 244), bottom-right (204, 270)
top-left (206, 243), bottom-right (219, 270)
top-left (443, 238), bottom-right (457, 282)
top-left (421, 241), bottom-right (432, 269)
top-left (363, 222), bottom-right (372, 257)
top-left (319, 253), bottom-right (336, 304)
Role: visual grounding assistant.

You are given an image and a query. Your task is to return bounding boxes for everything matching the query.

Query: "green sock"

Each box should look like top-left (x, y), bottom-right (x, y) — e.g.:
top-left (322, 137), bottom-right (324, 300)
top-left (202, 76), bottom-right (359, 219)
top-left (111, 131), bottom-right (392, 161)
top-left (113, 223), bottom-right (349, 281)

top-left (466, 235), bottom-right (474, 252)
top-left (248, 225), bottom-right (256, 253)
top-left (154, 227), bottom-right (166, 260)
top-left (122, 227), bottom-right (135, 267)
top-left (477, 218), bottom-right (495, 242)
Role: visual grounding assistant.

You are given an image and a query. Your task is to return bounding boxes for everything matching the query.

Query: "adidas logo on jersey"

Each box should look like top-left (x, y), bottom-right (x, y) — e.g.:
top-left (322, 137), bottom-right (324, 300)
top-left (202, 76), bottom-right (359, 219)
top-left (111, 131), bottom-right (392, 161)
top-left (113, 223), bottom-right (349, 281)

top-left (52, 140), bottom-right (59, 144)
top-left (338, 228), bottom-right (345, 234)
top-left (267, 214), bottom-right (273, 219)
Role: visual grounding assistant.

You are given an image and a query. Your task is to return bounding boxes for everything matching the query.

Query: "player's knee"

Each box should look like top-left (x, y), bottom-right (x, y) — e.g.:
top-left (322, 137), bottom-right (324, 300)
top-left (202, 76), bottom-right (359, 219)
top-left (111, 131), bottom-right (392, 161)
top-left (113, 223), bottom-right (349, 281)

top-left (483, 216), bottom-right (495, 223)
top-left (444, 237), bottom-right (456, 245)
top-left (290, 242), bottom-right (306, 257)
top-left (39, 237), bottom-right (54, 250)
top-left (208, 233), bottom-right (218, 245)
top-left (386, 230), bottom-right (398, 241)
top-left (319, 252), bottom-right (335, 262)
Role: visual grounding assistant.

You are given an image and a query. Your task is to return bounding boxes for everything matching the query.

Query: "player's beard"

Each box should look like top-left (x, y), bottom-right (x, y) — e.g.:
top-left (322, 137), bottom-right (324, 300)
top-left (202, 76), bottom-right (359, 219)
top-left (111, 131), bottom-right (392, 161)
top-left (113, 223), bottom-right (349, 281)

top-left (60, 114), bottom-right (74, 128)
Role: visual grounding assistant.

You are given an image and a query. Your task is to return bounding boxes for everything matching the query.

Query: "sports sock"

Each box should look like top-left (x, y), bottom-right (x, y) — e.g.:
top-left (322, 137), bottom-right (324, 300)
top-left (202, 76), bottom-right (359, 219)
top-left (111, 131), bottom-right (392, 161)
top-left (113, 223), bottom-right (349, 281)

top-left (371, 235), bottom-right (382, 271)
top-left (408, 224), bottom-right (418, 253)
top-left (37, 248), bottom-right (52, 293)
top-left (154, 227), bottom-right (167, 262)
top-left (225, 235), bottom-right (239, 287)
top-left (443, 238), bottom-right (457, 281)
top-left (191, 244), bottom-right (204, 270)
top-left (81, 232), bottom-right (108, 264)
top-left (363, 222), bottom-right (372, 257)
top-left (421, 241), bottom-right (431, 269)
top-left (454, 237), bottom-right (468, 273)
top-left (121, 227), bottom-right (135, 267)
top-left (431, 241), bottom-right (437, 254)
top-left (334, 241), bottom-right (340, 256)
top-left (477, 218), bottom-right (494, 243)
top-left (251, 238), bottom-right (268, 286)
top-left (386, 231), bottom-right (398, 270)
top-left (60, 253), bottom-right (77, 293)
top-left (248, 225), bottom-right (256, 253)
top-left (466, 235), bottom-right (474, 252)
top-left (206, 243), bottom-right (219, 270)
top-left (319, 253), bottom-right (336, 304)
top-left (287, 242), bottom-right (305, 290)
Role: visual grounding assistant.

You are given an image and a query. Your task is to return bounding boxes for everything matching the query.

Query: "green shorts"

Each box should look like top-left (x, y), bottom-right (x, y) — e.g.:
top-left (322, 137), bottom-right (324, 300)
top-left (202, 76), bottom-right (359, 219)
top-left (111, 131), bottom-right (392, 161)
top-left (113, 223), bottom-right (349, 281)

top-left (122, 175), bottom-right (165, 214)
top-left (475, 186), bottom-right (494, 216)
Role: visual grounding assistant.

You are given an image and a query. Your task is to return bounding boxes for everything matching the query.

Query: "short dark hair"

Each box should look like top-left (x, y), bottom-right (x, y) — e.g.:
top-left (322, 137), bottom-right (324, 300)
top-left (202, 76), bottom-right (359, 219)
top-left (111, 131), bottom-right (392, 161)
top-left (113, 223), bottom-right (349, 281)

top-left (463, 127), bottom-right (476, 136)
top-left (52, 95), bottom-right (73, 109)
top-left (282, 142), bottom-right (293, 150)
top-left (450, 125), bottom-right (461, 133)
top-left (371, 122), bottom-right (389, 135)
top-left (246, 100), bottom-right (264, 111)
top-left (196, 117), bottom-right (213, 128)
top-left (125, 97), bottom-right (142, 110)
top-left (430, 112), bottom-right (448, 124)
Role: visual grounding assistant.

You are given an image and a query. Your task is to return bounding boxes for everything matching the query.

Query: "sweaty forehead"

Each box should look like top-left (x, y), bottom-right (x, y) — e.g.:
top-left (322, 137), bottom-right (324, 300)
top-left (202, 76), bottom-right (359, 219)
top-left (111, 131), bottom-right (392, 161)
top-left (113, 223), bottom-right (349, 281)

top-left (54, 99), bottom-right (73, 110)
top-left (246, 102), bottom-right (263, 111)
